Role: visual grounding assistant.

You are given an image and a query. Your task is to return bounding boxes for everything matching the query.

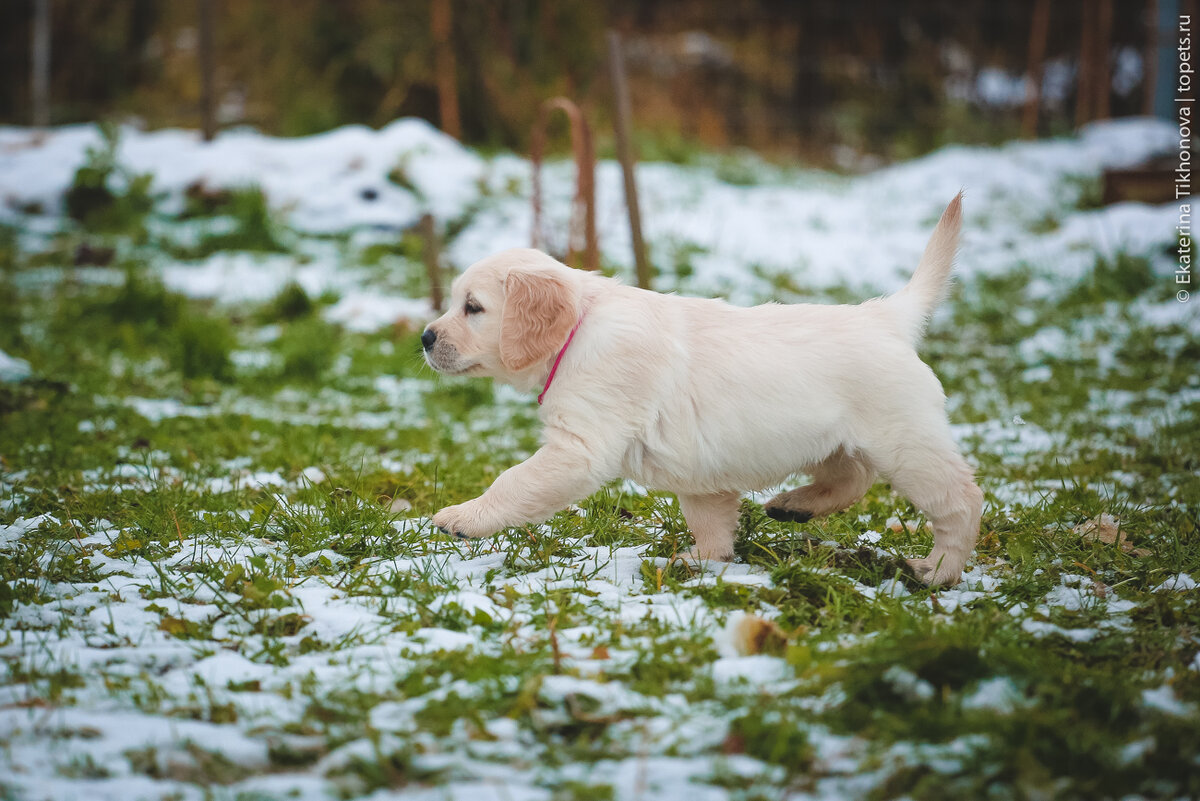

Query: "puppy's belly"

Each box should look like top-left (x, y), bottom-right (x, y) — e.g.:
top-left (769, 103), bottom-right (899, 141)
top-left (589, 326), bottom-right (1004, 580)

top-left (620, 423), bottom-right (843, 495)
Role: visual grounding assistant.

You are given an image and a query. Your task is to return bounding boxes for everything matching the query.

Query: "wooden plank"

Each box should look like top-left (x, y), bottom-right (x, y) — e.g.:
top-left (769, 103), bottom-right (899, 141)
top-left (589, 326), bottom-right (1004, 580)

top-left (1102, 167), bottom-right (1175, 205)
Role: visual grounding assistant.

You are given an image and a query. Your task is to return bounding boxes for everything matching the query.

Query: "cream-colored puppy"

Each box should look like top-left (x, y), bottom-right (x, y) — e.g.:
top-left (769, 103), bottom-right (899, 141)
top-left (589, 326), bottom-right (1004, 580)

top-left (422, 195), bottom-right (981, 586)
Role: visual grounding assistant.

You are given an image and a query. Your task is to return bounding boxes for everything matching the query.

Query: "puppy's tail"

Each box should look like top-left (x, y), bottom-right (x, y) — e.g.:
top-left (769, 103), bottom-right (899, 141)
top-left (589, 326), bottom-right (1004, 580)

top-left (885, 192), bottom-right (963, 345)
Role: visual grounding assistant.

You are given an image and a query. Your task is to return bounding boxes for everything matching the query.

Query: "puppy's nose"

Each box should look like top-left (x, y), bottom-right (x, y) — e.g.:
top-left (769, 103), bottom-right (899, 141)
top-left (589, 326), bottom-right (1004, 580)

top-left (421, 328), bottom-right (437, 351)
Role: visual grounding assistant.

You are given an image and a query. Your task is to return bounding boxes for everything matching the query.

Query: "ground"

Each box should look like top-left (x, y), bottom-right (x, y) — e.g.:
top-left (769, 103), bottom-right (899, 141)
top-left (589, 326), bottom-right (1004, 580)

top-left (0, 118), bottom-right (1197, 801)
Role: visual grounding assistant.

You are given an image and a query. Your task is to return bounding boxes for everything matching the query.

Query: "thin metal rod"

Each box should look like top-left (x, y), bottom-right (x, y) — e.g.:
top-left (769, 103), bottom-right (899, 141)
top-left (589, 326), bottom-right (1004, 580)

top-left (606, 29), bottom-right (651, 290)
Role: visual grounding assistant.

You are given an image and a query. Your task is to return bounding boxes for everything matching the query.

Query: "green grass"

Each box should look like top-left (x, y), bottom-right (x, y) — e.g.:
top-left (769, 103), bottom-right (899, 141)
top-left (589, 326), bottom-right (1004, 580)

top-left (0, 175), bottom-right (1197, 801)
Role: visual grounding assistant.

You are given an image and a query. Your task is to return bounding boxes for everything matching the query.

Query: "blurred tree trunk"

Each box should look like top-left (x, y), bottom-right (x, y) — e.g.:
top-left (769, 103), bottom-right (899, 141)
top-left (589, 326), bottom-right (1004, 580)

top-left (1076, 0), bottom-right (1113, 127)
top-left (1143, 0), bottom-right (1158, 116)
top-left (1093, 0), bottom-right (1114, 121)
top-left (1075, 1), bottom-right (1094, 127)
top-left (1021, 0), bottom-right (1049, 138)
top-left (198, 0), bottom-right (216, 140)
top-left (31, 0), bottom-right (50, 128)
top-left (430, 0), bottom-right (461, 139)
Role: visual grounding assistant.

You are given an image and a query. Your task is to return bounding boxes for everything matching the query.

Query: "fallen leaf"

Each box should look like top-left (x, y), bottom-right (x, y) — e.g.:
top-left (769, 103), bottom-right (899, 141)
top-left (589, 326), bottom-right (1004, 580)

top-left (727, 613), bottom-right (788, 657)
top-left (1074, 514), bottom-right (1150, 556)
top-left (1075, 513), bottom-right (1120, 545)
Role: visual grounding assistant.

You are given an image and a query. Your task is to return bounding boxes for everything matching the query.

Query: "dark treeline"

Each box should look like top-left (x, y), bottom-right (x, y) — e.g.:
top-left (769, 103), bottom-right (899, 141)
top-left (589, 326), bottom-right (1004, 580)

top-left (0, 0), bottom-right (1156, 162)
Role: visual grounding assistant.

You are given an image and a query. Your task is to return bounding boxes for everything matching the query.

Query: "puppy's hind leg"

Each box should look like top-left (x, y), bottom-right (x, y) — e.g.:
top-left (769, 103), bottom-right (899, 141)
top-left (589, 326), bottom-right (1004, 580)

top-left (678, 491), bottom-right (741, 562)
top-left (764, 447), bottom-right (875, 524)
top-left (874, 437), bottom-right (983, 587)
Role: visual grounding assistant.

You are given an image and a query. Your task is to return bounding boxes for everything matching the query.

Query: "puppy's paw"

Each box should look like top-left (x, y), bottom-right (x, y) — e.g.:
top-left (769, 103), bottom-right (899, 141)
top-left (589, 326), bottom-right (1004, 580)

top-left (433, 501), bottom-right (497, 541)
top-left (906, 553), bottom-right (964, 587)
top-left (763, 504), bottom-right (813, 524)
top-left (681, 545), bottom-right (734, 565)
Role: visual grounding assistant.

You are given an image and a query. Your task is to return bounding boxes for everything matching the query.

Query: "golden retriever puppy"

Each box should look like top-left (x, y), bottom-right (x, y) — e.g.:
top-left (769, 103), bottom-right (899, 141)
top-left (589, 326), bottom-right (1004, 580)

top-left (422, 194), bottom-right (981, 586)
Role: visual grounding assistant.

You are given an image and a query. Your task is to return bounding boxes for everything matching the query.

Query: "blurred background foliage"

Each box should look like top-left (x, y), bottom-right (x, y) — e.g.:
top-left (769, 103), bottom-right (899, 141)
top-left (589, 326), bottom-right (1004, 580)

top-left (0, 0), bottom-right (1157, 164)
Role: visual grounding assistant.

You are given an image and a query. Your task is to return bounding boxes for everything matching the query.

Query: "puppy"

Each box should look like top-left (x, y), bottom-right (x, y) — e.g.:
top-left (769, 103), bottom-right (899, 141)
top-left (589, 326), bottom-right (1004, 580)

top-left (422, 194), bottom-right (981, 586)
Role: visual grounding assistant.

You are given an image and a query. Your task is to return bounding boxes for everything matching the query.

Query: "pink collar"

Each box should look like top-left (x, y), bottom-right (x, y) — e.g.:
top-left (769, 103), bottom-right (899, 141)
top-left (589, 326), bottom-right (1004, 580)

top-left (537, 317), bottom-right (583, 405)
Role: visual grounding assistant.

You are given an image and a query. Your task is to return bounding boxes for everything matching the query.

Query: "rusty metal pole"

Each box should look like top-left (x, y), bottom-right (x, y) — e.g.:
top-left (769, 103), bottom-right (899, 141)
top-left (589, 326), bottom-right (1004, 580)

top-left (606, 29), bottom-right (651, 290)
top-left (530, 97), bottom-right (598, 272)
top-left (420, 214), bottom-right (444, 313)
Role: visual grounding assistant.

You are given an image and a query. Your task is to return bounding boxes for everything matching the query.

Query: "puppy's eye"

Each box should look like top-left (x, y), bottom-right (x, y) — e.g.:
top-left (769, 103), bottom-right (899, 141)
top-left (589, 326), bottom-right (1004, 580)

top-left (464, 300), bottom-right (484, 315)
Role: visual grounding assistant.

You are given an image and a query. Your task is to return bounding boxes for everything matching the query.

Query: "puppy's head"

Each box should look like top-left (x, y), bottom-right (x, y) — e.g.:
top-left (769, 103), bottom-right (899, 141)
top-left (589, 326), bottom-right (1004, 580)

top-left (422, 249), bottom-right (580, 384)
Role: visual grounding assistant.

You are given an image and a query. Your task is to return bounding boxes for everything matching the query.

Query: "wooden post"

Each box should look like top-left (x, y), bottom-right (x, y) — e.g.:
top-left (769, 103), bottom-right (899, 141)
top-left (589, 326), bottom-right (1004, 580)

top-left (31, 0), bottom-right (50, 129)
top-left (530, 97), bottom-right (599, 272)
top-left (606, 29), bottom-right (651, 290)
top-left (430, 0), bottom-right (461, 140)
top-left (1021, 0), bottom-right (1050, 138)
top-left (1076, 1), bottom-right (1096, 128)
top-left (198, 0), bottom-right (216, 141)
top-left (420, 214), bottom-right (444, 313)
top-left (1144, 0), bottom-right (1159, 117)
top-left (1093, 0), bottom-right (1114, 121)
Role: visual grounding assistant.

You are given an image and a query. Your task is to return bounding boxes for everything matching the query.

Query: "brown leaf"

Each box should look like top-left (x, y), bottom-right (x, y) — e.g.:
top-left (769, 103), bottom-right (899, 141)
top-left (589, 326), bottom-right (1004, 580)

top-left (721, 733), bottom-right (747, 755)
top-left (1074, 513), bottom-right (1147, 556)
top-left (728, 613), bottom-right (788, 657)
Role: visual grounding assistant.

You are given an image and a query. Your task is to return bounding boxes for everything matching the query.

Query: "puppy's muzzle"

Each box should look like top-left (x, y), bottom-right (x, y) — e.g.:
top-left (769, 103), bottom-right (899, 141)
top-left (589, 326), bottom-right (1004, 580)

top-left (421, 328), bottom-right (437, 351)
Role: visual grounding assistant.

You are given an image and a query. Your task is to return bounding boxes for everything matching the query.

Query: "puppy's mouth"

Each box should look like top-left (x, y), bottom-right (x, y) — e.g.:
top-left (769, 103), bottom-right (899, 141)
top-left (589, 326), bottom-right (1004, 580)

top-left (439, 363), bottom-right (481, 376)
top-left (424, 348), bottom-right (480, 376)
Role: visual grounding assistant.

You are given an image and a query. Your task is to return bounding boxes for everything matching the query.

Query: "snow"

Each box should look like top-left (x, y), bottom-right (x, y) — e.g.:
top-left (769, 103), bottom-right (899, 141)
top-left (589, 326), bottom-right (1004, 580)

top-left (0, 113), bottom-right (1189, 800)
top-left (324, 291), bottom-right (435, 332)
top-left (0, 116), bottom-right (1178, 315)
top-left (961, 677), bottom-right (1027, 714)
top-left (1152, 573), bottom-right (1196, 593)
top-left (711, 655), bottom-right (792, 685)
top-left (1020, 619), bottom-right (1100, 643)
top-left (0, 349), bottom-right (32, 382)
top-left (0, 119), bottom-right (482, 232)
top-left (881, 665), bottom-right (936, 702)
top-left (1141, 685), bottom-right (1193, 716)
top-left (0, 513), bottom-right (59, 548)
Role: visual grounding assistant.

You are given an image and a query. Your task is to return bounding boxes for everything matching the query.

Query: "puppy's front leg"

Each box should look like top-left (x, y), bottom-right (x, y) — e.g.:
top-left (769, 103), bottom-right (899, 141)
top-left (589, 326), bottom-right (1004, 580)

top-left (433, 440), bottom-right (608, 540)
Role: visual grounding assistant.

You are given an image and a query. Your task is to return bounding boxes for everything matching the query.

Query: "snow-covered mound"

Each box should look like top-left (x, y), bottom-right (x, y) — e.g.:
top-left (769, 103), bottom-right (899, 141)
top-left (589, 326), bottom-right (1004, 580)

top-left (0, 116), bottom-right (1178, 308)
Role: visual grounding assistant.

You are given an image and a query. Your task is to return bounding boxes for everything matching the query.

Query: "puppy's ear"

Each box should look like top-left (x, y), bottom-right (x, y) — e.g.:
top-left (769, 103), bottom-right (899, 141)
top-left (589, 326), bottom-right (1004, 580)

top-left (499, 270), bottom-right (577, 372)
